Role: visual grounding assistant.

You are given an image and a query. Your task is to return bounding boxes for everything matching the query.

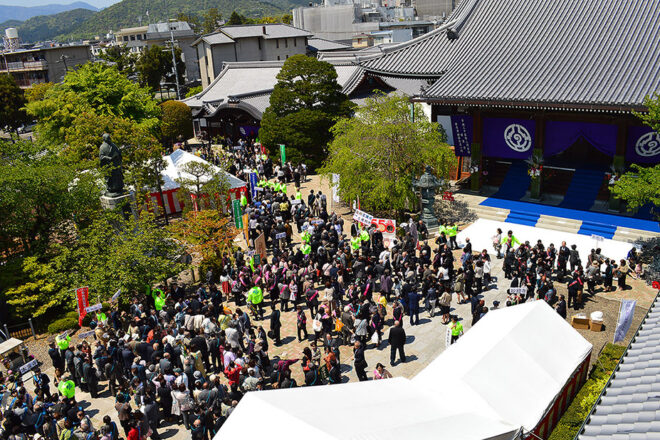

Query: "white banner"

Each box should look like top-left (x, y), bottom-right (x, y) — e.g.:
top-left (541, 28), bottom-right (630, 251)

top-left (19, 359), bottom-right (38, 374)
top-left (445, 326), bottom-right (452, 347)
top-left (614, 299), bottom-right (636, 343)
top-left (311, 219), bottom-right (324, 225)
top-left (111, 289), bottom-right (121, 302)
top-left (332, 173), bottom-right (340, 203)
top-left (78, 330), bottom-right (96, 339)
top-left (85, 303), bottom-right (103, 313)
top-left (291, 199), bottom-right (301, 205)
top-left (353, 209), bottom-right (373, 225)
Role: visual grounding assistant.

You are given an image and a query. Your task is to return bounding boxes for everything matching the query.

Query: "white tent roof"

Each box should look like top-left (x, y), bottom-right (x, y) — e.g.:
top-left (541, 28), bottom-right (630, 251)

top-left (218, 377), bottom-right (521, 440)
top-left (161, 149), bottom-right (245, 190)
top-left (414, 301), bottom-right (593, 432)
top-left (217, 302), bottom-right (591, 439)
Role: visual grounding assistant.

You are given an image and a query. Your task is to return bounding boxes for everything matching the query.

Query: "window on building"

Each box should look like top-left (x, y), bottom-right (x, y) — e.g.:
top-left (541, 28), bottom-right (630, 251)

top-left (123, 36), bottom-right (129, 42)
top-left (286, 54), bottom-right (289, 59)
top-left (130, 35), bottom-right (135, 41)
top-left (276, 39), bottom-right (279, 49)
top-left (137, 34), bottom-right (142, 40)
top-left (294, 38), bottom-right (297, 47)
top-left (277, 56), bottom-right (280, 60)
top-left (285, 38), bottom-right (288, 48)
top-left (258, 38), bottom-right (261, 50)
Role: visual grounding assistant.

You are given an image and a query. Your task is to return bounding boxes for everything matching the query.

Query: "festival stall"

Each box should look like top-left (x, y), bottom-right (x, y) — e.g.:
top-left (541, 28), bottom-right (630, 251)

top-left (147, 149), bottom-right (247, 215)
top-left (216, 302), bottom-right (591, 440)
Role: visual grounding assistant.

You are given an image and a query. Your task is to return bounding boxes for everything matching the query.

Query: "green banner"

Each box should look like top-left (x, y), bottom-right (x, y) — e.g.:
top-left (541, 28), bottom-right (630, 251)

top-left (279, 144), bottom-right (286, 164)
top-left (232, 199), bottom-right (243, 228)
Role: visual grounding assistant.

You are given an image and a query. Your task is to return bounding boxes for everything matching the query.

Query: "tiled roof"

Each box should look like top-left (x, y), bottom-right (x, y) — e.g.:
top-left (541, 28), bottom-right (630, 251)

top-left (361, 0), bottom-right (660, 109)
top-left (307, 37), bottom-right (351, 52)
top-left (578, 293), bottom-right (660, 440)
top-left (220, 24), bottom-right (311, 40)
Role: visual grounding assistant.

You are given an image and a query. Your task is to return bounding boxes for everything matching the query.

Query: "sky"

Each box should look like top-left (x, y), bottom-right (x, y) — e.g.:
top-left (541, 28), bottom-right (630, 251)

top-left (0, 0), bottom-right (119, 8)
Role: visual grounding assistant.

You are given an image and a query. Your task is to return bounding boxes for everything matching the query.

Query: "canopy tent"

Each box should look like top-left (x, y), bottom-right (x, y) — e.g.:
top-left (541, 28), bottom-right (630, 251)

top-left (415, 301), bottom-right (592, 436)
top-left (216, 302), bottom-right (591, 439)
top-left (218, 377), bottom-right (521, 440)
top-left (146, 149), bottom-right (247, 215)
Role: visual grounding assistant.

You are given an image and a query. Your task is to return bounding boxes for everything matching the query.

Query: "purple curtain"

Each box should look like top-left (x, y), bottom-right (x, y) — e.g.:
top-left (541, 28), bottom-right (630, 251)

top-left (450, 115), bottom-right (473, 156)
top-left (482, 117), bottom-right (536, 159)
top-left (239, 125), bottom-right (259, 138)
top-left (626, 126), bottom-right (660, 164)
top-left (544, 120), bottom-right (617, 158)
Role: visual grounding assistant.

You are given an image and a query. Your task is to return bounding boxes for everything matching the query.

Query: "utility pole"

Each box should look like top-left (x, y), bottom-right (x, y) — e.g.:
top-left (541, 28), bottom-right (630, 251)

top-left (169, 30), bottom-right (181, 100)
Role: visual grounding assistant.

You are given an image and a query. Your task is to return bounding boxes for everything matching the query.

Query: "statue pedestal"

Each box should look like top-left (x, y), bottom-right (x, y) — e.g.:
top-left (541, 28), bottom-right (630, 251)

top-left (100, 192), bottom-right (138, 220)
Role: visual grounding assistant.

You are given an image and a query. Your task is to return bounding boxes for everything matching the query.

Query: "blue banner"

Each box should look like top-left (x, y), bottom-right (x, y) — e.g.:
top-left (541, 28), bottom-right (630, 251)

top-left (450, 114), bottom-right (473, 157)
top-left (482, 117), bottom-right (536, 159)
top-left (249, 172), bottom-right (258, 199)
top-left (614, 299), bottom-right (636, 343)
top-left (626, 126), bottom-right (660, 164)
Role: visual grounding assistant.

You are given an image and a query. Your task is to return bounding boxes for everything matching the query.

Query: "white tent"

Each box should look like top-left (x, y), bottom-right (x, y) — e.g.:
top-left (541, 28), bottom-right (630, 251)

top-left (217, 302), bottom-right (592, 439)
top-left (218, 377), bottom-right (521, 440)
top-left (414, 301), bottom-right (593, 433)
top-left (162, 149), bottom-right (246, 190)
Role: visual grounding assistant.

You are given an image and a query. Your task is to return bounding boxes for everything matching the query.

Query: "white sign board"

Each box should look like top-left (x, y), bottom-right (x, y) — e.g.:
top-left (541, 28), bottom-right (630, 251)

top-left (291, 199), bottom-right (301, 205)
top-left (445, 326), bottom-right (452, 347)
top-left (111, 289), bottom-right (121, 302)
top-left (85, 303), bottom-right (103, 313)
top-left (78, 330), bottom-right (96, 339)
top-left (591, 234), bottom-right (605, 242)
top-left (311, 219), bottom-right (324, 225)
top-left (353, 209), bottom-right (374, 225)
top-left (275, 232), bottom-right (287, 240)
top-left (509, 287), bottom-right (528, 295)
top-left (19, 359), bottom-right (38, 374)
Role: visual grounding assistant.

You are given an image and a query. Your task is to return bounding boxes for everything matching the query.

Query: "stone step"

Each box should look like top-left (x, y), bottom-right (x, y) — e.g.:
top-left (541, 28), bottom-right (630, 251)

top-left (536, 214), bottom-right (582, 234)
top-left (472, 205), bottom-right (509, 222)
top-left (612, 227), bottom-right (659, 244)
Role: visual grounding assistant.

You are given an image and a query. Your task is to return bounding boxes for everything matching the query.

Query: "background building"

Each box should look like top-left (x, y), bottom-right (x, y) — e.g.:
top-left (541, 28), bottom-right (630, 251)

top-left (193, 24), bottom-right (312, 89)
top-left (414, 0), bottom-right (456, 19)
top-left (0, 43), bottom-right (91, 88)
top-left (146, 21), bottom-right (200, 82)
top-left (115, 25), bottom-right (148, 53)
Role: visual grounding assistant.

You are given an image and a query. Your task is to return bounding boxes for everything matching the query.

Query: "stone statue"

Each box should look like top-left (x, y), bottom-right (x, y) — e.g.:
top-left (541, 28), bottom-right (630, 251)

top-left (99, 133), bottom-right (124, 197)
top-left (412, 165), bottom-right (444, 229)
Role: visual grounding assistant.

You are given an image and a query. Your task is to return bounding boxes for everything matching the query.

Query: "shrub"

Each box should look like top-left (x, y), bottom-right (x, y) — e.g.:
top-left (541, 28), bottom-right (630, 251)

top-left (47, 317), bottom-right (78, 334)
top-left (548, 343), bottom-right (626, 440)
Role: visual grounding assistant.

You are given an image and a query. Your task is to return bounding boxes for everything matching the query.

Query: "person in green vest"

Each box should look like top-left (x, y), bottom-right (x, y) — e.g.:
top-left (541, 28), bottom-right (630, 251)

top-left (58, 377), bottom-right (76, 400)
top-left (446, 223), bottom-right (459, 249)
top-left (247, 285), bottom-right (264, 319)
top-left (350, 236), bottom-right (362, 253)
top-left (450, 316), bottom-right (463, 344)
top-left (240, 192), bottom-right (248, 209)
top-left (150, 287), bottom-right (167, 312)
top-left (360, 228), bottom-right (370, 242)
top-left (248, 254), bottom-right (256, 272)
top-left (56, 333), bottom-right (71, 351)
top-left (301, 230), bottom-right (311, 243)
top-left (96, 311), bottom-right (107, 326)
top-left (295, 190), bottom-right (302, 200)
top-left (301, 243), bottom-right (311, 256)
top-left (500, 230), bottom-right (520, 254)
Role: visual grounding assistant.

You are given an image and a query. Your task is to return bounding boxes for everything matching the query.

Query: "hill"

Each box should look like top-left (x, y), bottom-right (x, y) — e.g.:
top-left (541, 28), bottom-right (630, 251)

top-left (0, 2), bottom-right (97, 22)
top-left (55, 0), bottom-right (309, 40)
top-left (1, 8), bottom-right (97, 42)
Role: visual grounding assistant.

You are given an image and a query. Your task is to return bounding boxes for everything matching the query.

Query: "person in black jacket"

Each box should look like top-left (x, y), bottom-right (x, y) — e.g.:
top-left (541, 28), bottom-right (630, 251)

top-left (387, 321), bottom-right (407, 365)
top-left (353, 341), bottom-right (368, 381)
top-left (269, 305), bottom-right (281, 345)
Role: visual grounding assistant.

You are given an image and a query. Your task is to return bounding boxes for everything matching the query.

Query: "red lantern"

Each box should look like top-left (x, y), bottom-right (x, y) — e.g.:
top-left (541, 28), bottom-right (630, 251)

top-left (652, 281), bottom-right (660, 290)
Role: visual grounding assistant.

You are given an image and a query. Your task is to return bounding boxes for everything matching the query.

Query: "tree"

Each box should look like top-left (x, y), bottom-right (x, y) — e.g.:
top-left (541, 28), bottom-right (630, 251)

top-left (169, 210), bottom-right (238, 270)
top-left (259, 55), bottom-right (355, 168)
top-left (5, 210), bottom-right (185, 319)
top-left (611, 93), bottom-right (660, 216)
top-left (201, 8), bottom-right (222, 33)
top-left (0, 74), bottom-right (29, 134)
top-left (161, 100), bottom-right (193, 145)
top-left (319, 93), bottom-right (456, 218)
top-left (186, 86), bottom-right (203, 98)
top-left (227, 11), bottom-right (247, 25)
top-left (25, 63), bottom-right (161, 147)
top-left (136, 44), bottom-right (173, 91)
top-left (24, 82), bottom-right (54, 103)
top-left (100, 45), bottom-right (136, 74)
top-left (175, 161), bottom-right (229, 211)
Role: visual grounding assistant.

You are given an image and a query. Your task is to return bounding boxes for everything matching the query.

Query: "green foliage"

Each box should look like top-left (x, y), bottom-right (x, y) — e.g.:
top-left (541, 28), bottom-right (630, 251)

top-left (6, 210), bottom-right (185, 320)
top-left (55, 0), bottom-right (296, 41)
top-left (100, 45), bottom-right (136, 74)
top-left (636, 92), bottom-right (660, 133)
top-left (611, 164), bottom-right (660, 214)
top-left (0, 140), bottom-right (102, 258)
top-left (47, 317), bottom-right (78, 334)
top-left (186, 86), bottom-right (203, 98)
top-left (201, 8), bottom-right (222, 33)
top-left (549, 343), bottom-right (626, 440)
top-left (0, 74), bottom-right (29, 133)
top-left (259, 55), bottom-right (355, 169)
top-left (25, 63), bottom-right (161, 148)
top-left (227, 11), bottom-right (248, 25)
top-left (319, 93), bottom-right (456, 217)
top-left (136, 45), bottom-right (184, 92)
top-left (175, 161), bottom-right (230, 211)
top-left (3, 8), bottom-right (96, 43)
top-left (160, 100), bottom-right (193, 142)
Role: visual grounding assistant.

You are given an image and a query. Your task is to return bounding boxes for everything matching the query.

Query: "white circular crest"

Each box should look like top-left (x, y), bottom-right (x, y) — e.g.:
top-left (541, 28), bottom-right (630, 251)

top-left (504, 124), bottom-right (532, 152)
top-left (635, 132), bottom-right (660, 157)
top-left (239, 127), bottom-right (246, 135)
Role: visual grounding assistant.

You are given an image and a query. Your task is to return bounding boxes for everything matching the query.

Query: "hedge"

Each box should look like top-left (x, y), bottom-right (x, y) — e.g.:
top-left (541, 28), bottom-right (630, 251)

top-left (548, 343), bottom-right (626, 440)
top-left (47, 317), bottom-right (78, 334)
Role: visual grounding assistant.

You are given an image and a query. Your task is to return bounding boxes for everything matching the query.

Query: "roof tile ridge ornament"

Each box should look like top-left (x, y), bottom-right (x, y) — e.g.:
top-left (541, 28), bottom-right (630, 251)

top-left (446, 0), bottom-right (481, 40)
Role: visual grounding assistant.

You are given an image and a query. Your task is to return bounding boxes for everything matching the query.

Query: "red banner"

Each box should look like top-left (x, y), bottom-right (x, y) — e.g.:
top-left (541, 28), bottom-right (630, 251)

top-left (76, 287), bottom-right (89, 326)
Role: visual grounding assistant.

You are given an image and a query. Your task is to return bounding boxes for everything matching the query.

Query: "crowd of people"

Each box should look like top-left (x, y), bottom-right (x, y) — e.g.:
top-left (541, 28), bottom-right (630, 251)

top-left (0, 138), bottom-right (643, 440)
